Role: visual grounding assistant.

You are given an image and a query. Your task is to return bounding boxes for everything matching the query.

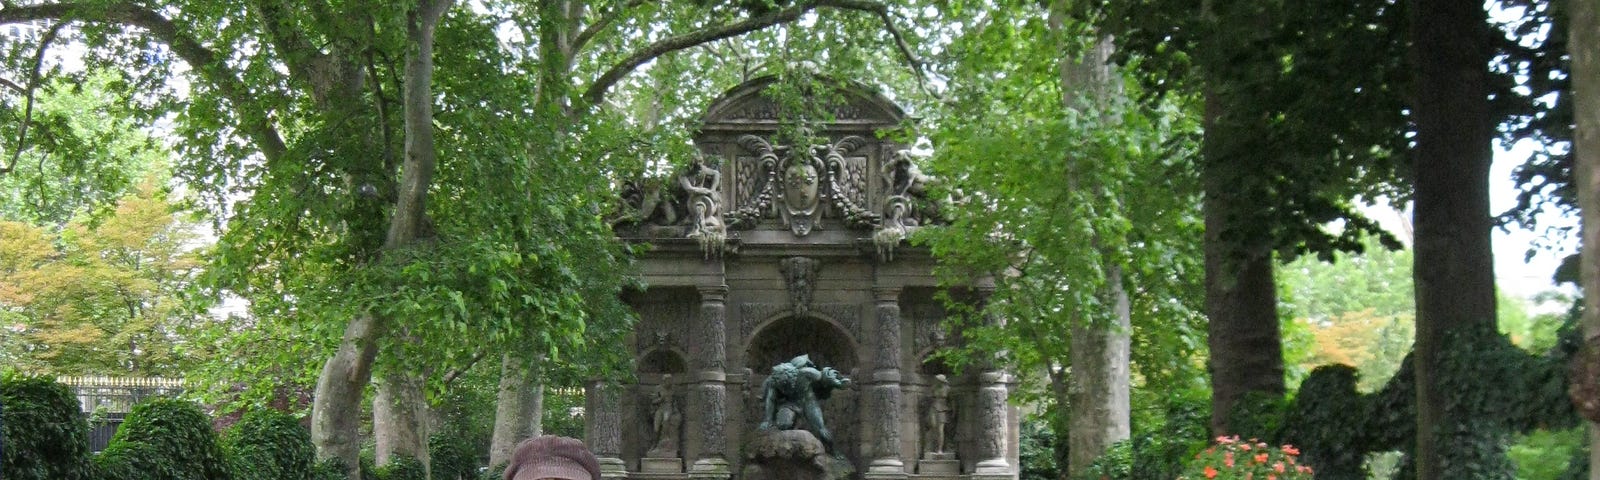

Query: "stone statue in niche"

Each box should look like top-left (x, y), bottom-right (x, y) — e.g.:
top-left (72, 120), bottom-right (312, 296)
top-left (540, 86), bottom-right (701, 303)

top-left (923, 374), bottom-right (952, 457)
top-left (680, 153), bottom-right (726, 256)
top-left (758, 354), bottom-right (852, 454)
top-left (647, 375), bottom-right (681, 458)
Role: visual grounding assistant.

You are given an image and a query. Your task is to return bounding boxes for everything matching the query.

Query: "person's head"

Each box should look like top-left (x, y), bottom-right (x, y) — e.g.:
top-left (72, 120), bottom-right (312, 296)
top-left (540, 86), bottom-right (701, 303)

top-left (503, 436), bottom-right (602, 480)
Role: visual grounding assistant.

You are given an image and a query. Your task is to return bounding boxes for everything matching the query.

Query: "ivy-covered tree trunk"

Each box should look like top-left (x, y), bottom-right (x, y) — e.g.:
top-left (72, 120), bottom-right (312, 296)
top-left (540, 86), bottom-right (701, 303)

top-left (1054, 21), bottom-right (1133, 475)
top-left (1407, 0), bottom-right (1498, 477)
top-left (488, 354), bottom-right (545, 467)
top-left (1202, 90), bottom-right (1285, 435)
top-left (1570, 0), bottom-right (1600, 476)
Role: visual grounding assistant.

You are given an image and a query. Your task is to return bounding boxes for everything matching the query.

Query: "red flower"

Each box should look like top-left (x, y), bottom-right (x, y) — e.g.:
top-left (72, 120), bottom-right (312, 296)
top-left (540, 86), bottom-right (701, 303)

top-left (1204, 466), bottom-right (1219, 479)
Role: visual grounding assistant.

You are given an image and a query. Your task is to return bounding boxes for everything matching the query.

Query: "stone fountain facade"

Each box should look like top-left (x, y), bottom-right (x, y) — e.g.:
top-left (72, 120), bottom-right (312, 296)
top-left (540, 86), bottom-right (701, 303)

top-left (587, 76), bottom-right (1019, 480)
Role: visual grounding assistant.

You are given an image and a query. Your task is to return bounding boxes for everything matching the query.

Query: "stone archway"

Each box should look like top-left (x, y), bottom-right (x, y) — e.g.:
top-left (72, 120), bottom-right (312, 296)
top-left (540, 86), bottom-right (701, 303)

top-left (744, 314), bottom-right (860, 375)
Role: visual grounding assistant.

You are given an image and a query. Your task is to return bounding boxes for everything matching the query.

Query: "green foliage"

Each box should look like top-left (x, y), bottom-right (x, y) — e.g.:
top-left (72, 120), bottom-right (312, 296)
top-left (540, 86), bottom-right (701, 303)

top-left (0, 72), bottom-right (165, 226)
top-left (0, 373), bottom-right (92, 480)
top-left (0, 180), bottom-right (203, 376)
top-left (1509, 427), bottom-right (1588, 480)
top-left (94, 439), bottom-right (179, 480)
top-left (1126, 388), bottom-right (1212, 480)
top-left (311, 458), bottom-right (357, 480)
top-left (1018, 414), bottom-right (1060, 480)
top-left (428, 429), bottom-right (486, 480)
top-left (1074, 441), bottom-right (1131, 480)
top-left (372, 455), bottom-right (427, 480)
top-left (102, 398), bottom-right (231, 480)
top-left (1224, 391), bottom-right (1288, 445)
top-left (919, 6), bottom-right (1207, 437)
top-left (223, 409), bottom-right (314, 480)
top-left (543, 387), bottom-right (587, 439)
top-left (1282, 365), bottom-right (1369, 480)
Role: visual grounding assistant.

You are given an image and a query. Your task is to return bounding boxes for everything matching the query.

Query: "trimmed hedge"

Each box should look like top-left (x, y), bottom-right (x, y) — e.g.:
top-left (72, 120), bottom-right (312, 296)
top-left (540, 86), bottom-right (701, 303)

top-left (224, 409), bottom-right (315, 480)
top-left (97, 398), bottom-right (232, 480)
top-left (0, 374), bottom-right (93, 480)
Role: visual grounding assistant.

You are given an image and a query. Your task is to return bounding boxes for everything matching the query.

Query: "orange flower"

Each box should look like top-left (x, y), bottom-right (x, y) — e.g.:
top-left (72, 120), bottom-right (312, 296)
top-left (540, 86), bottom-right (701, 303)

top-left (1240, 443), bottom-right (1252, 451)
top-left (1254, 453), bottom-right (1269, 464)
top-left (1204, 466), bottom-right (1219, 479)
top-left (1274, 462), bottom-right (1286, 473)
top-left (1225, 452), bottom-right (1235, 468)
top-left (1281, 445), bottom-right (1300, 456)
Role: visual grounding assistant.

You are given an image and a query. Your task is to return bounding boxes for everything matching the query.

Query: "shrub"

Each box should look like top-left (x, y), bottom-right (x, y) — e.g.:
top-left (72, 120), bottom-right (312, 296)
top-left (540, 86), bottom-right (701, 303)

top-left (1282, 365), bottom-right (1368, 480)
top-left (97, 397), bottom-right (231, 480)
top-left (224, 409), bottom-right (315, 480)
top-left (1178, 436), bottom-right (1314, 480)
top-left (0, 374), bottom-right (93, 480)
top-left (373, 455), bottom-right (427, 480)
top-left (430, 430), bottom-right (487, 480)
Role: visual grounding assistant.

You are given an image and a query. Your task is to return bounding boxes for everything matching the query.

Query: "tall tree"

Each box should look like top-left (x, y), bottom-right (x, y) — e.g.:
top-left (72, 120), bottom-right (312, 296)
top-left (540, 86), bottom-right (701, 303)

top-left (1101, 0), bottom-right (1409, 433)
top-left (1051, 3), bottom-right (1134, 474)
top-left (1568, 0), bottom-right (1599, 475)
top-left (0, 180), bottom-right (201, 376)
top-left (923, 2), bottom-right (1206, 474)
top-left (0, 2), bottom-right (926, 476)
top-left (1406, 0), bottom-right (1500, 475)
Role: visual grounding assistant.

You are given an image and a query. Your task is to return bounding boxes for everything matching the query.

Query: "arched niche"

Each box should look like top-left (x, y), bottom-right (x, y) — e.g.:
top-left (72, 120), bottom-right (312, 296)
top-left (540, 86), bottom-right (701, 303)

top-left (919, 355), bottom-right (954, 378)
top-left (744, 314), bottom-right (859, 374)
top-left (638, 348), bottom-right (688, 375)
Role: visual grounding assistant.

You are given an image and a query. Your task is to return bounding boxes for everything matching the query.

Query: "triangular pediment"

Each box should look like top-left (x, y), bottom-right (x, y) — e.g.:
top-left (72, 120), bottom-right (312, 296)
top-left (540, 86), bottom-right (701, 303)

top-left (699, 76), bottom-right (906, 131)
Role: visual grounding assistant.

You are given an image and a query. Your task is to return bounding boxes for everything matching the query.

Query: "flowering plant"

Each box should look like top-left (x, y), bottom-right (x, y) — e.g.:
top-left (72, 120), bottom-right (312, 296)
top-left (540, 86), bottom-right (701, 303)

top-left (1177, 435), bottom-right (1314, 480)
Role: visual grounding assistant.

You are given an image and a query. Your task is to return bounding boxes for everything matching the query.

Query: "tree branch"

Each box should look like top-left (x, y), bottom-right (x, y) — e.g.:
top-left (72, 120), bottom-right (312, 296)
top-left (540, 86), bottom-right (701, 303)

top-left (248, 0), bottom-right (340, 104)
top-left (2, 21), bottom-right (60, 176)
top-left (0, 1), bottom-right (288, 164)
top-left (580, 1), bottom-right (821, 109)
top-left (571, 0), bottom-right (644, 55)
top-left (579, 0), bottom-right (929, 110)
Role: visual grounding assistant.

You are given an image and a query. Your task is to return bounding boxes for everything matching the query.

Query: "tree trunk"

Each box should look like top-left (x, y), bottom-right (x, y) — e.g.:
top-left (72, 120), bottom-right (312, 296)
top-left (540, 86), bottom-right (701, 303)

top-left (489, 354), bottom-right (546, 467)
top-left (309, 1), bottom-right (452, 477)
top-left (374, 370), bottom-right (431, 469)
top-left (1569, 0), bottom-right (1599, 476)
top-left (1067, 265), bottom-right (1132, 477)
top-left (312, 314), bottom-right (383, 477)
top-left (1408, 0), bottom-right (1497, 477)
top-left (1053, 17), bottom-right (1133, 475)
top-left (1202, 90), bottom-right (1286, 435)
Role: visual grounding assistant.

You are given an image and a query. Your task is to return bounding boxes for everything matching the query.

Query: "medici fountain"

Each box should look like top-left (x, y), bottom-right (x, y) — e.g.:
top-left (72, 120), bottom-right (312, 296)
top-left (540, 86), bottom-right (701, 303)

top-left (586, 76), bottom-right (1019, 480)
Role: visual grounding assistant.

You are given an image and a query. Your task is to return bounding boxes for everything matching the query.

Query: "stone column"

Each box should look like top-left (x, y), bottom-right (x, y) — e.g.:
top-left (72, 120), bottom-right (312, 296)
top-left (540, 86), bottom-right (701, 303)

top-left (687, 286), bottom-right (731, 478)
top-left (865, 287), bottom-right (907, 477)
top-left (584, 380), bottom-right (627, 479)
top-left (969, 309), bottom-right (1012, 478)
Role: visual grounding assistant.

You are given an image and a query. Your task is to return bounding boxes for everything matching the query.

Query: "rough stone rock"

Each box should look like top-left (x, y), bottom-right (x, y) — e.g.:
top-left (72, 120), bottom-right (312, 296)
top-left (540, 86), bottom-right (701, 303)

top-left (741, 430), bottom-right (853, 480)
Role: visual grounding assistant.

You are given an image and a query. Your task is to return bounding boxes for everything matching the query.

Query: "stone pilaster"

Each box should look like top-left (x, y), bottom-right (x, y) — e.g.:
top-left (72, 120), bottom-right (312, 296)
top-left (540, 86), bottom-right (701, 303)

top-left (865, 287), bottom-right (907, 477)
top-left (584, 380), bottom-right (627, 479)
top-left (687, 286), bottom-right (731, 478)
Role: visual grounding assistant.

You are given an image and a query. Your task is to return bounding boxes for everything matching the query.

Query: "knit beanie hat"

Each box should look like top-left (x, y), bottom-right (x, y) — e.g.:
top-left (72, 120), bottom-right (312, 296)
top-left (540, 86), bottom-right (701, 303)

top-left (504, 436), bottom-right (602, 480)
